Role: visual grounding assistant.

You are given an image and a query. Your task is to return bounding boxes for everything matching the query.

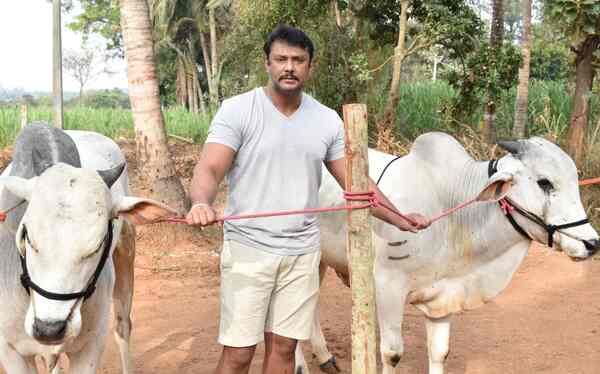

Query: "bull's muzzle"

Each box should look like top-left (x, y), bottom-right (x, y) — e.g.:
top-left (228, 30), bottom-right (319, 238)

top-left (583, 239), bottom-right (600, 256)
top-left (32, 318), bottom-right (67, 344)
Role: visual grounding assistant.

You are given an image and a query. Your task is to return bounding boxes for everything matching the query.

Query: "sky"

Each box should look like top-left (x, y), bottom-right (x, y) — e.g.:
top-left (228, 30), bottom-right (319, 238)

top-left (0, 0), bottom-right (128, 93)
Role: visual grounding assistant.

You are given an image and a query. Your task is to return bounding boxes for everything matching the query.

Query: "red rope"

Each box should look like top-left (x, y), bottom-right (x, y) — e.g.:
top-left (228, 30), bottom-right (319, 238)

top-left (162, 191), bottom-right (418, 226)
top-left (580, 177), bottom-right (600, 186)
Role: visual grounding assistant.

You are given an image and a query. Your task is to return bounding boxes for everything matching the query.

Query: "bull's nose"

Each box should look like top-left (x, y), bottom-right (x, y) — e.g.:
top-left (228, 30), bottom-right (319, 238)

top-left (583, 239), bottom-right (600, 256)
top-left (33, 318), bottom-right (67, 344)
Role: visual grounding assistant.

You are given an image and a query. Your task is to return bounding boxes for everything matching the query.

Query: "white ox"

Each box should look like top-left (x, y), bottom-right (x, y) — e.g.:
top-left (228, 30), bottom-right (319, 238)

top-left (301, 132), bottom-right (599, 374)
top-left (0, 123), bottom-right (175, 373)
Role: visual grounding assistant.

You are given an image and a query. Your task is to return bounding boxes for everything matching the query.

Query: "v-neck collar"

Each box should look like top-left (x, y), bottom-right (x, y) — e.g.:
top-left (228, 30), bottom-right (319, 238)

top-left (260, 87), bottom-right (305, 121)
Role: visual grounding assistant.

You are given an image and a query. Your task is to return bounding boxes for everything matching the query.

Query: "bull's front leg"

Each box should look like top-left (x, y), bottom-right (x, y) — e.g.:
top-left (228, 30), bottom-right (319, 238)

top-left (425, 316), bottom-right (451, 374)
top-left (112, 220), bottom-right (136, 374)
top-left (374, 264), bottom-right (408, 374)
top-left (66, 332), bottom-right (107, 374)
top-left (0, 339), bottom-right (36, 374)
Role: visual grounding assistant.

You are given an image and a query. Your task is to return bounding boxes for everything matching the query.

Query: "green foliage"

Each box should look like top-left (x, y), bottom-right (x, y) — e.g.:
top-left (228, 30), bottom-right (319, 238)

top-left (357, 0), bottom-right (484, 60)
top-left (80, 89), bottom-right (131, 109)
top-left (546, 0), bottom-right (600, 44)
top-left (68, 0), bottom-right (123, 57)
top-left (530, 24), bottom-right (572, 81)
top-left (0, 107), bottom-right (210, 148)
top-left (446, 41), bottom-right (522, 121)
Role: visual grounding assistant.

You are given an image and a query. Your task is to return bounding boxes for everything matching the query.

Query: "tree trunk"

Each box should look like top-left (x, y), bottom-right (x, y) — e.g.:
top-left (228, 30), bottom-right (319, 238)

top-left (512, 0), bottom-right (532, 139)
top-left (482, 0), bottom-right (504, 143)
top-left (119, 0), bottom-right (188, 212)
top-left (567, 36), bottom-right (600, 167)
top-left (53, 0), bottom-right (64, 129)
top-left (379, 0), bottom-right (408, 133)
top-left (333, 0), bottom-right (342, 27)
top-left (176, 56), bottom-right (188, 108)
top-left (193, 64), bottom-right (207, 116)
top-left (208, 8), bottom-right (219, 108)
top-left (199, 32), bottom-right (215, 109)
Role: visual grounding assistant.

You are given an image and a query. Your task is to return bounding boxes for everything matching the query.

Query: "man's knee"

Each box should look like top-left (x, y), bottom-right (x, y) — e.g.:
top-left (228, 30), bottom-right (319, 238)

top-left (222, 345), bottom-right (256, 369)
top-left (269, 334), bottom-right (298, 360)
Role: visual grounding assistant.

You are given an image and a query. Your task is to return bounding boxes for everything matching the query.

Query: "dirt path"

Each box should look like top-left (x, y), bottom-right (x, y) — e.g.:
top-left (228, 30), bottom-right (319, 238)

top-left (94, 242), bottom-right (600, 374)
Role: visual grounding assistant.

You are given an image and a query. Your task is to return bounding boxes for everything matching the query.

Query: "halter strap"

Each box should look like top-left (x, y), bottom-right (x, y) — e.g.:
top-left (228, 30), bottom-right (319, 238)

top-left (20, 220), bottom-right (114, 301)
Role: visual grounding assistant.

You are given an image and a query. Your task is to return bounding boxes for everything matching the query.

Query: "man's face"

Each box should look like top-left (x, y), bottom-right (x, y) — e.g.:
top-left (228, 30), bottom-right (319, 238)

top-left (265, 40), bottom-right (312, 95)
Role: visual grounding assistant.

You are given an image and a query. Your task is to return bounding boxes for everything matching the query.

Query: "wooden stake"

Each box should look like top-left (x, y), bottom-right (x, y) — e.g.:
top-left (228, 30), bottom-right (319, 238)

top-left (343, 103), bottom-right (377, 374)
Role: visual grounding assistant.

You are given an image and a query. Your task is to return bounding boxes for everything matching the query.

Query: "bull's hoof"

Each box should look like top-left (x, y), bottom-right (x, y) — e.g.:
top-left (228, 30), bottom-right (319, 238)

top-left (319, 356), bottom-right (341, 373)
top-left (296, 367), bottom-right (304, 374)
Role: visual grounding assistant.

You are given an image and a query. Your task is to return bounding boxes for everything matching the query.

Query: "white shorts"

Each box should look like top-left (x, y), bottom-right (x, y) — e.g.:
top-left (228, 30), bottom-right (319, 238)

top-left (218, 240), bottom-right (321, 347)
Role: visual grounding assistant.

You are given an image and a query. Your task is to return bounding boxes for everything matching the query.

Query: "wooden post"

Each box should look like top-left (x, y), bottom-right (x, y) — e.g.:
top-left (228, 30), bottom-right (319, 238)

top-left (20, 104), bottom-right (28, 129)
top-left (343, 103), bottom-right (377, 374)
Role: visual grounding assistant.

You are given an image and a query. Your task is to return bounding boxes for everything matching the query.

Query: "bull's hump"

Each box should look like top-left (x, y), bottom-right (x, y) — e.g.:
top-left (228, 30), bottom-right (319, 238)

top-left (410, 132), bottom-right (473, 170)
top-left (12, 122), bottom-right (81, 178)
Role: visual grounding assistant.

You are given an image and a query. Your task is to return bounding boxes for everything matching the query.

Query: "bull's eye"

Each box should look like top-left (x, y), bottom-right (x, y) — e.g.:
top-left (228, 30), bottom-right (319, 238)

top-left (537, 178), bottom-right (554, 193)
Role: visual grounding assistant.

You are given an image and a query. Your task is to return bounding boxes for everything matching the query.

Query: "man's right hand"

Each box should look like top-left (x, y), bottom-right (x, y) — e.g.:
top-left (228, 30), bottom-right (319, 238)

top-left (186, 203), bottom-right (219, 227)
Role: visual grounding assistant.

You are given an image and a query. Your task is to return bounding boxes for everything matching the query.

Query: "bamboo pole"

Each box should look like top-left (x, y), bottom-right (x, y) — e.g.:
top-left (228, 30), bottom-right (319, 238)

top-left (342, 103), bottom-right (377, 374)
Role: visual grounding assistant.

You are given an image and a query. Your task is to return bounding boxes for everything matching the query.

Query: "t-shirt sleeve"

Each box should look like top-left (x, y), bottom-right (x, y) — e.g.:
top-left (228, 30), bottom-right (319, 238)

top-left (326, 115), bottom-right (346, 161)
top-left (205, 100), bottom-right (242, 151)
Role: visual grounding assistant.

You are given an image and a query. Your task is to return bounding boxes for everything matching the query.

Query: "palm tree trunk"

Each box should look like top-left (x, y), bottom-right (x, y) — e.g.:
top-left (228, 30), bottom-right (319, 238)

top-left (379, 0), bottom-right (408, 131)
top-left (482, 0), bottom-right (504, 143)
top-left (568, 36), bottom-right (600, 167)
top-left (53, 0), bottom-right (64, 129)
top-left (119, 0), bottom-right (188, 212)
top-left (512, 0), bottom-right (532, 139)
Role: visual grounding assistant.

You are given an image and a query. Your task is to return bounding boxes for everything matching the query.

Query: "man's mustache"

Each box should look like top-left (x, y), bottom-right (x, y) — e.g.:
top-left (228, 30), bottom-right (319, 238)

top-left (279, 75), bottom-right (298, 81)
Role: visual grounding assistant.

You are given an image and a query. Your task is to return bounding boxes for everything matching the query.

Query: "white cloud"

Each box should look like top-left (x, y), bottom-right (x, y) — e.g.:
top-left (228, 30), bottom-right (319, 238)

top-left (0, 0), bottom-right (127, 93)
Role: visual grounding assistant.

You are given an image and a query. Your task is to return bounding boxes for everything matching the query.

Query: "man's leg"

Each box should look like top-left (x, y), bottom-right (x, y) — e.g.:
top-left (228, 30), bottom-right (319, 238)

top-left (215, 345), bottom-right (257, 374)
top-left (265, 250), bottom-right (321, 374)
top-left (262, 332), bottom-right (298, 374)
top-left (216, 241), bottom-right (279, 373)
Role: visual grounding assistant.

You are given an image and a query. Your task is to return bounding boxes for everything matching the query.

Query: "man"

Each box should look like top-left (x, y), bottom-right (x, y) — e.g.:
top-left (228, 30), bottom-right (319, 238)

top-left (186, 25), bottom-right (430, 374)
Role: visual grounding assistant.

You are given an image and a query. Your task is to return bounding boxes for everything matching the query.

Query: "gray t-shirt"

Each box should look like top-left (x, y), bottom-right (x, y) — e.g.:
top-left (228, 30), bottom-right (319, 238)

top-left (205, 87), bottom-right (345, 255)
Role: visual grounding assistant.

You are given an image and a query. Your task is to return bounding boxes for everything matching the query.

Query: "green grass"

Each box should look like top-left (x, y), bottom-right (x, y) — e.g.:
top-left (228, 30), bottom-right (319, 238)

top-left (0, 106), bottom-right (210, 148)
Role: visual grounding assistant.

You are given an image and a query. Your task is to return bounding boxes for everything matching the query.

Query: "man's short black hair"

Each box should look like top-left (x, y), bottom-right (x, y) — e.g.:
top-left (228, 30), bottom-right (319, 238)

top-left (264, 25), bottom-right (315, 62)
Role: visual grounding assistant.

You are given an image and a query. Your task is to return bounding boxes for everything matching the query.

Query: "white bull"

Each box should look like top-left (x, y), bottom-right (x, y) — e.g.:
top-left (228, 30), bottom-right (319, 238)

top-left (304, 132), bottom-right (599, 374)
top-left (0, 123), bottom-right (175, 373)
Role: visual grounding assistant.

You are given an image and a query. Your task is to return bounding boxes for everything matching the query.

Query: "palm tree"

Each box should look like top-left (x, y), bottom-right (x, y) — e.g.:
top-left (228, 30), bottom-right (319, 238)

top-left (151, 0), bottom-right (228, 112)
top-left (512, 0), bottom-right (532, 138)
top-left (119, 0), bottom-right (188, 212)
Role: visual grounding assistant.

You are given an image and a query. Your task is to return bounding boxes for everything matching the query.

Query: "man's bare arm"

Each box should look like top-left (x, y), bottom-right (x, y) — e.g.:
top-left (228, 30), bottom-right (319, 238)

top-left (187, 143), bottom-right (236, 226)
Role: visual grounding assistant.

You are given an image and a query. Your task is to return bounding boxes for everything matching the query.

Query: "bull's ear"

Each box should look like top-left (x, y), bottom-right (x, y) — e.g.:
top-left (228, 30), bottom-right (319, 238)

top-left (112, 196), bottom-right (181, 225)
top-left (479, 171), bottom-right (513, 202)
top-left (98, 163), bottom-right (126, 189)
top-left (0, 176), bottom-right (35, 201)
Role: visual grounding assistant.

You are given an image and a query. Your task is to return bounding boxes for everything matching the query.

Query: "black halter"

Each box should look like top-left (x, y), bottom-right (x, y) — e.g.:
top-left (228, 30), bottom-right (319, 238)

top-left (488, 160), bottom-right (589, 247)
top-left (19, 220), bottom-right (114, 301)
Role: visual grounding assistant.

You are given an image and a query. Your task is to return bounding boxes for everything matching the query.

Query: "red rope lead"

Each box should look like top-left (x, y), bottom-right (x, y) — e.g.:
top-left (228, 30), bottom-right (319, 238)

top-left (580, 177), bottom-right (600, 186)
top-left (162, 190), bottom-right (417, 226)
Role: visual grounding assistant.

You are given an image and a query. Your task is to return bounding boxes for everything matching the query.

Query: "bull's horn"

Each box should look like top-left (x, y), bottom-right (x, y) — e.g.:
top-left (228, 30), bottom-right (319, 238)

top-left (98, 162), bottom-right (126, 188)
top-left (32, 148), bottom-right (55, 176)
top-left (498, 140), bottom-right (524, 155)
